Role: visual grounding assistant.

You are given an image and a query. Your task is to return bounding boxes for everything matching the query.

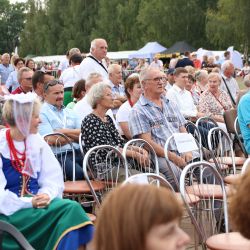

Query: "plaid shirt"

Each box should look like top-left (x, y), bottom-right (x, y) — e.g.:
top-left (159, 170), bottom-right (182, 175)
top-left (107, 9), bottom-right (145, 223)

top-left (129, 95), bottom-right (186, 148)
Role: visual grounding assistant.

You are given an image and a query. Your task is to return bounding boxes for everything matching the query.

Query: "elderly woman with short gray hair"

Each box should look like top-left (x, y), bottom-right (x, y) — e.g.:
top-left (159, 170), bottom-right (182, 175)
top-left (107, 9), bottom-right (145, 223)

top-left (81, 82), bottom-right (148, 180)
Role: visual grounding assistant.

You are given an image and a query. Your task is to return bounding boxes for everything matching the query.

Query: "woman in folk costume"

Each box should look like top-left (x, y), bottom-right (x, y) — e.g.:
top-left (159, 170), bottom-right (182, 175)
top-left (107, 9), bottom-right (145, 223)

top-left (0, 93), bottom-right (93, 250)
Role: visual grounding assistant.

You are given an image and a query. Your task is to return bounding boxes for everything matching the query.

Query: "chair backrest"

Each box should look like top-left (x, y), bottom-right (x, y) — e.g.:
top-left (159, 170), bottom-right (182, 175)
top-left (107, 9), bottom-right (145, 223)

top-left (185, 121), bottom-right (203, 159)
top-left (79, 132), bottom-right (85, 155)
top-left (122, 139), bottom-right (159, 179)
top-left (196, 116), bottom-right (219, 128)
top-left (83, 145), bottom-right (126, 207)
top-left (0, 220), bottom-right (34, 250)
top-left (196, 116), bottom-right (219, 149)
top-left (180, 161), bottom-right (229, 247)
top-left (122, 173), bottom-right (174, 191)
top-left (43, 132), bottom-right (76, 181)
top-left (223, 109), bottom-right (237, 134)
top-left (234, 117), bottom-right (248, 157)
top-left (164, 133), bottom-right (202, 191)
top-left (208, 127), bottom-right (236, 175)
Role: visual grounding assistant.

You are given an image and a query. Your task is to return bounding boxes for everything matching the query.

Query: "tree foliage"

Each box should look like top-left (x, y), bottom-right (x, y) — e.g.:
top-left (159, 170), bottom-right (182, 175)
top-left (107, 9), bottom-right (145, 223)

top-left (0, 0), bottom-right (25, 54)
top-left (206, 0), bottom-right (250, 56)
top-left (14, 0), bottom-right (250, 56)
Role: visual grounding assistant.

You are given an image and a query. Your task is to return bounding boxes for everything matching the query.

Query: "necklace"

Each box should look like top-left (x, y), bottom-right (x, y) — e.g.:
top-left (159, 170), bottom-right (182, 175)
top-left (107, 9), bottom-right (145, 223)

top-left (6, 129), bottom-right (27, 174)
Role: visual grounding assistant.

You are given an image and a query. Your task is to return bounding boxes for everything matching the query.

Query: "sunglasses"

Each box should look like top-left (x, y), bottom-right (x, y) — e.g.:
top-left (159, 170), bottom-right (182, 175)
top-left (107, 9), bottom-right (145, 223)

top-left (44, 80), bottom-right (63, 91)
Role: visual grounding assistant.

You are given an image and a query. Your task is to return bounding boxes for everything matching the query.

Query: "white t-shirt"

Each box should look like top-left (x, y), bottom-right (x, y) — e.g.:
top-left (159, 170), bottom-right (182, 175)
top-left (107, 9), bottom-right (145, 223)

top-left (59, 65), bottom-right (81, 88)
top-left (79, 56), bottom-right (108, 80)
top-left (116, 101), bottom-right (131, 135)
top-left (150, 60), bottom-right (163, 70)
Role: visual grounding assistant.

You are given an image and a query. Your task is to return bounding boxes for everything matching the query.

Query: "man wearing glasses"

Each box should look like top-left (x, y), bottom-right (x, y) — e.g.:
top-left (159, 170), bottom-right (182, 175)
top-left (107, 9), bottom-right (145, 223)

top-left (39, 80), bottom-right (83, 180)
top-left (12, 67), bottom-right (33, 94)
top-left (129, 68), bottom-right (192, 189)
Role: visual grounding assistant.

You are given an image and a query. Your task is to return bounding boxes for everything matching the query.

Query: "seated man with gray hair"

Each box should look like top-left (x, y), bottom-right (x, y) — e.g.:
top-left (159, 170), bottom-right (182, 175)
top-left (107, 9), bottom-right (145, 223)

top-left (129, 67), bottom-right (193, 189)
top-left (12, 67), bottom-right (33, 94)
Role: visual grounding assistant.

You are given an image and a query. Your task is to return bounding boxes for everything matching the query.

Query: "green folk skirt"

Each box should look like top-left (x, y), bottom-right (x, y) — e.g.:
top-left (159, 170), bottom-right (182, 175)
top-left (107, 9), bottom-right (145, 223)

top-left (0, 198), bottom-right (92, 250)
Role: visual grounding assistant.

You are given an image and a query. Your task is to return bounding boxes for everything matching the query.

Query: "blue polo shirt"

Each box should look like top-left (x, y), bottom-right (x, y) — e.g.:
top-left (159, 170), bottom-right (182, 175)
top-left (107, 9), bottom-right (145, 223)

top-left (39, 102), bottom-right (81, 152)
top-left (0, 64), bottom-right (14, 84)
top-left (238, 91), bottom-right (250, 153)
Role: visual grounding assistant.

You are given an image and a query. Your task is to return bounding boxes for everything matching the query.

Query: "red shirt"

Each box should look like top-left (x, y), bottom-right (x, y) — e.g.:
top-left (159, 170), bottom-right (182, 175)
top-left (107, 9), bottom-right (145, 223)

top-left (11, 87), bottom-right (31, 95)
top-left (193, 59), bottom-right (201, 69)
top-left (11, 87), bottom-right (23, 94)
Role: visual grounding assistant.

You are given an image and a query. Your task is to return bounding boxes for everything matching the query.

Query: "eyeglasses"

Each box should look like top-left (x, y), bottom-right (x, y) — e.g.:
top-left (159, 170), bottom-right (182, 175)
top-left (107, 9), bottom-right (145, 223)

top-left (23, 77), bottom-right (32, 81)
top-left (145, 77), bottom-right (164, 82)
top-left (44, 80), bottom-right (63, 91)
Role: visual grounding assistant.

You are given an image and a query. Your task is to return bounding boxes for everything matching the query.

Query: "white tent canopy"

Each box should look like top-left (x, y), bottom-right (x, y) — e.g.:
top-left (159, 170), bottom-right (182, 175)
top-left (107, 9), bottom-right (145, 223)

top-left (32, 50), bottom-right (137, 63)
top-left (196, 46), bottom-right (243, 69)
top-left (128, 42), bottom-right (167, 60)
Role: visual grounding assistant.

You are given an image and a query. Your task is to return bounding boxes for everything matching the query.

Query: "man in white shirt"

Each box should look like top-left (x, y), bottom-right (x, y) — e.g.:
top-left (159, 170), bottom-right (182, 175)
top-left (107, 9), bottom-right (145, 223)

top-left (166, 67), bottom-right (204, 120)
top-left (79, 38), bottom-right (108, 80)
top-left (57, 51), bottom-right (69, 77)
top-left (59, 54), bottom-right (83, 105)
top-left (166, 68), bottom-right (213, 151)
top-left (221, 60), bottom-right (239, 106)
top-left (149, 56), bottom-right (163, 70)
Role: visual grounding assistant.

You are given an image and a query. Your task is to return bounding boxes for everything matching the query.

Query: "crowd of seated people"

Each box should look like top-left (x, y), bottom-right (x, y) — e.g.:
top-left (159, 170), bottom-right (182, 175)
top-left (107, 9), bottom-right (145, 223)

top-left (0, 45), bottom-right (248, 249)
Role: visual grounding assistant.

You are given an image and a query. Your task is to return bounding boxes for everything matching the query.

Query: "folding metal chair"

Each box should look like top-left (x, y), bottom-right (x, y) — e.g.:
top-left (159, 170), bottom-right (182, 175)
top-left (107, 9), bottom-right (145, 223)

top-left (83, 145), bottom-right (126, 207)
top-left (43, 132), bottom-right (76, 181)
top-left (122, 173), bottom-right (174, 191)
top-left (43, 133), bottom-right (101, 209)
top-left (180, 161), bottom-right (229, 249)
top-left (164, 132), bottom-right (202, 191)
top-left (208, 127), bottom-right (245, 177)
top-left (79, 132), bottom-right (85, 156)
top-left (196, 116), bottom-right (219, 150)
top-left (122, 139), bottom-right (159, 179)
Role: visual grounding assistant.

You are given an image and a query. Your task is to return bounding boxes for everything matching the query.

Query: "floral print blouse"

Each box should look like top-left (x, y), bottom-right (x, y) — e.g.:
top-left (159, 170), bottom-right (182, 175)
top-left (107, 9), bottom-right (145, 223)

top-left (198, 89), bottom-right (232, 117)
